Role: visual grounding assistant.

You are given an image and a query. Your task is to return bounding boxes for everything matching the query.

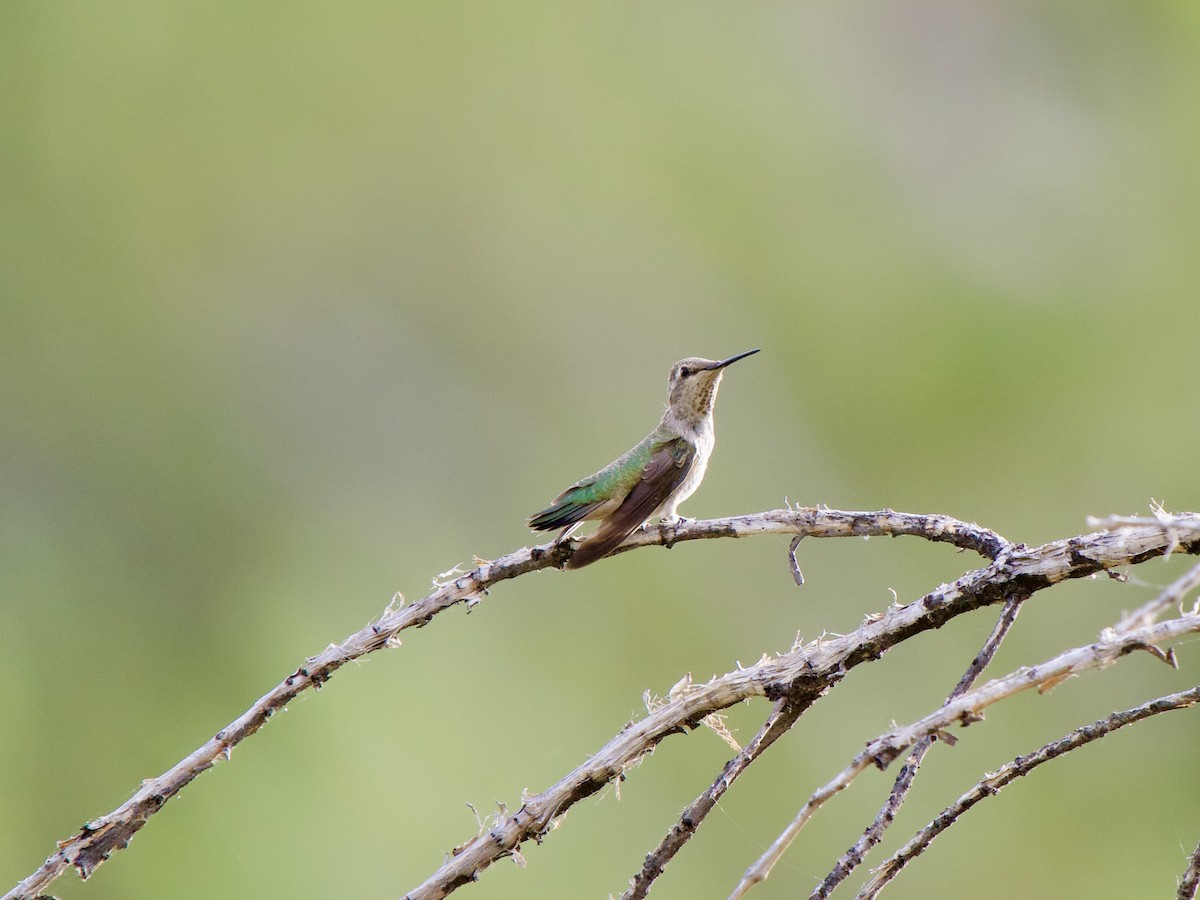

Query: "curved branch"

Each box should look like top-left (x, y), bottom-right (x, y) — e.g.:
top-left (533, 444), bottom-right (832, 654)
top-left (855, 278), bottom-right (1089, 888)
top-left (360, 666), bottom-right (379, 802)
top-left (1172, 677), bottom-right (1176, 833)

top-left (0, 507), bottom-right (1010, 900)
top-left (613, 507), bottom-right (1013, 562)
top-left (811, 593), bottom-right (1027, 898)
top-left (406, 520), bottom-right (1199, 899)
top-left (621, 697), bottom-right (808, 900)
top-left (7, 510), bottom-right (1197, 900)
top-left (859, 685), bottom-right (1200, 899)
top-left (730, 614), bottom-right (1200, 897)
top-left (1118, 559), bottom-right (1200, 632)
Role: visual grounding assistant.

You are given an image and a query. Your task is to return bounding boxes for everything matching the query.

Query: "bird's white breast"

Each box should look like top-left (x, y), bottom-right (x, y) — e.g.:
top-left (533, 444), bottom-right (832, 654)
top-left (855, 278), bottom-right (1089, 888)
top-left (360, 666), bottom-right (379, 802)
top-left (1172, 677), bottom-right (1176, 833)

top-left (656, 418), bottom-right (714, 521)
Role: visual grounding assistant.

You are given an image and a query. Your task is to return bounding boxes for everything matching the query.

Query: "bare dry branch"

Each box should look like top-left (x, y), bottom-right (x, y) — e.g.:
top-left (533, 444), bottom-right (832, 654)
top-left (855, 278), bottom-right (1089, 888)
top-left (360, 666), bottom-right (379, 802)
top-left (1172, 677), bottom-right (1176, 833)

top-left (729, 614), bottom-right (1200, 898)
top-left (788, 534), bottom-right (806, 585)
top-left (620, 697), bottom-right (807, 900)
top-left (5, 507), bottom-right (1198, 900)
top-left (1118, 559), bottom-right (1200, 632)
top-left (859, 685), bottom-right (1200, 899)
top-left (2, 508), bottom-right (1011, 900)
top-left (811, 593), bottom-right (1027, 898)
top-left (406, 522), bottom-right (1198, 899)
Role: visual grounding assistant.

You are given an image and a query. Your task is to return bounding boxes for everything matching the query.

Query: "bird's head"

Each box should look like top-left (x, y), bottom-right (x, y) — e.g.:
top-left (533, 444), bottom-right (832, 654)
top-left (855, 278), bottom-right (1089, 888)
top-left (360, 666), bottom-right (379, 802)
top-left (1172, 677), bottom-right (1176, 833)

top-left (666, 349), bottom-right (759, 422)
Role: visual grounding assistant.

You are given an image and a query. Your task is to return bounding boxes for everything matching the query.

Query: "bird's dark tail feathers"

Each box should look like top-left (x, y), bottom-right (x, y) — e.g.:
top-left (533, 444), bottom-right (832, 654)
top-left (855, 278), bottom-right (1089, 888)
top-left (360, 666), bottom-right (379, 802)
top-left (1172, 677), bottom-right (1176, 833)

top-left (564, 520), bottom-right (636, 568)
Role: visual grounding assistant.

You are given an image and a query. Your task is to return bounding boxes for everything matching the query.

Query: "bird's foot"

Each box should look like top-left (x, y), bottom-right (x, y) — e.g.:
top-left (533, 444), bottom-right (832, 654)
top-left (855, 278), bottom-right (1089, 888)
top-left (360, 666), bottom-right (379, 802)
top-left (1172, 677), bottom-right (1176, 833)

top-left (657, 515), bottom-right (693, 549)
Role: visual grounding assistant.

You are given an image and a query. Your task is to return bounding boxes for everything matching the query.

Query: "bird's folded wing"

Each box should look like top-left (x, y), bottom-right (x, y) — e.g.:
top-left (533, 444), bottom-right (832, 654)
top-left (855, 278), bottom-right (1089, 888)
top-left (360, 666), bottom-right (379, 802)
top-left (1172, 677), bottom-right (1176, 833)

top-left (527, 494), bottom-right (607, 531)
top-left (566, 437), bottom-right (695, 568)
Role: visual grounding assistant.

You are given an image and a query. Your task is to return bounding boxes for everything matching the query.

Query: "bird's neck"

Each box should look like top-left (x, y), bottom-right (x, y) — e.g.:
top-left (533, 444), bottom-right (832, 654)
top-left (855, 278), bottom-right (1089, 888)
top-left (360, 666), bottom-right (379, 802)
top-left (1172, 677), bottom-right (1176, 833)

top-left (661, 405), bottom-right (714, 444)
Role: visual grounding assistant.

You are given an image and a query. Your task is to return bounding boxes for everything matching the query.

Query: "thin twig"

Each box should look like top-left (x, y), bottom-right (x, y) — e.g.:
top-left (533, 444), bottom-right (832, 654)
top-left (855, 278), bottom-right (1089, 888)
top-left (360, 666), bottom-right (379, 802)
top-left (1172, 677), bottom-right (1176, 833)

top-left (1117, 559), bottom-right (1200, 633)
top-left (1088, 509), bottom-right (1200, 529)
top-left (621, 697), bottom-right (809, 900)
top-left (788, 534), bottom-right (806, 585)
top-left (859, 685), bottom-right (1200, 899)
top-left (728, 614), bottom-right (1200, 898)
top-left (811, 593), bottom-right (1027, 898)
top-left (1087, 508), bottom-right (1200, 561)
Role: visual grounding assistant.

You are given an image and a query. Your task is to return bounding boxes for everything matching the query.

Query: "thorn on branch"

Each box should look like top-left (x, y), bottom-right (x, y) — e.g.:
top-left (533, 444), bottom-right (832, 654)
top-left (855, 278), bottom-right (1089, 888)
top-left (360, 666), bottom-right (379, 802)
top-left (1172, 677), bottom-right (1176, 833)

top-left (1037, 672), bottom-right (1073, 695)
top-left (1130, 641), bottom-right (1178, 668)
top-left (788, 534), bottom-right (805, 586)
top-left (932, 729), bottom-right (958, 747)
top-left (956, 707), bottom-right (986, 727)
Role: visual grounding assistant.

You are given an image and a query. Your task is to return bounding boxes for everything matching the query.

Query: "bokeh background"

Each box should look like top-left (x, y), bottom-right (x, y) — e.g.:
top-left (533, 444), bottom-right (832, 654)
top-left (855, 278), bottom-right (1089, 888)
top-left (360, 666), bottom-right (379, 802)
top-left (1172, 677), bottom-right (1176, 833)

top-left (3, 3), bottom-right (1199, 898)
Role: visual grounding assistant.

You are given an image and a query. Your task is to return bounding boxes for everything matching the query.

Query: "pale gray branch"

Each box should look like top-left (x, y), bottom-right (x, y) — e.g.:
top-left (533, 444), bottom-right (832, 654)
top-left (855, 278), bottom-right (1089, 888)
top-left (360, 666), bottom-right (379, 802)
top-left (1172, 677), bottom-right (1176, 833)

top-left (0, 507), bottom-right (1009, 900)
top-left (811, 593), bottom-right (1027, 899)
top-left (859, 685), bottom-right (1200, 899)
top-left (6, 508), bottom-right (1199, 900)
top-left (1118, 559), bottom-right (1200, 632)
top-left (621, 696), bottom-right (808, 900)
top-left (729, 614), bottom-right (1200, 898)
top-left (406, 517), bottom-right (1199, 900)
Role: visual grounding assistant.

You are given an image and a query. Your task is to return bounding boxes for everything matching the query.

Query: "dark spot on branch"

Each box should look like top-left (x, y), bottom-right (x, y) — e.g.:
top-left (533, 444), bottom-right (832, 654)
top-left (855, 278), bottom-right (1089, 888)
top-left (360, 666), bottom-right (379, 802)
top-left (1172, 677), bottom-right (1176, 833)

top-left (870, 748), bottom-right (902, 770)
top-left (765, 673), bottom-right (828, 703)
top-left (1067, 540), bottom-right (1099, 571)
top-left (1010, 572), bottom-right (1054, 594)
top-left (572, 774), bottom-right (611, 803)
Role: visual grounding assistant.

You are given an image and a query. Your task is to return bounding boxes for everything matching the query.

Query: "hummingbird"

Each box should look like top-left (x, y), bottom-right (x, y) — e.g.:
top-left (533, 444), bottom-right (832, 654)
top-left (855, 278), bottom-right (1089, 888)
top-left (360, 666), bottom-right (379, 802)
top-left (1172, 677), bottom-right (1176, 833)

top-left (528, 349), bottom-right (759, 568)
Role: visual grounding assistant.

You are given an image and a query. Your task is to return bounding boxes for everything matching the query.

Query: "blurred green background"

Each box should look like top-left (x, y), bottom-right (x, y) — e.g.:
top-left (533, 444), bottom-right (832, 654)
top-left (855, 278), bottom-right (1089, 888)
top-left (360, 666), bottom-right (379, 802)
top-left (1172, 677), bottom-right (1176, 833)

top-left (3, 2), bottom-right (1199, 898)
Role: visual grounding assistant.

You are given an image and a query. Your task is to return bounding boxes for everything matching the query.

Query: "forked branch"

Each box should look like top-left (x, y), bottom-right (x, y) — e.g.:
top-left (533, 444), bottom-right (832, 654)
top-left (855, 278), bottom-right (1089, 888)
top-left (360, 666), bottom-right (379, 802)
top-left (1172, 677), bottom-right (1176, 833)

top-left (406, 514), bottom-right (1199, 899)
top-left (5, 509), bottom-right (1198, 900)
top-left (729, 612), bottom-right (1200, 897)
top-left (857, 685), bottom-right (1200, 899)
top-left (809, 593), bottom-right (1028, 899)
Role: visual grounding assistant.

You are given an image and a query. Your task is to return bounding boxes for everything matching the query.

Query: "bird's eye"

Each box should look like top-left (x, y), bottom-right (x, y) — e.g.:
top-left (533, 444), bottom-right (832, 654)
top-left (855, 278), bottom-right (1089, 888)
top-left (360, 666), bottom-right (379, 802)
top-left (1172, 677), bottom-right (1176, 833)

top-left (679, 366), bottom-right (692, 377)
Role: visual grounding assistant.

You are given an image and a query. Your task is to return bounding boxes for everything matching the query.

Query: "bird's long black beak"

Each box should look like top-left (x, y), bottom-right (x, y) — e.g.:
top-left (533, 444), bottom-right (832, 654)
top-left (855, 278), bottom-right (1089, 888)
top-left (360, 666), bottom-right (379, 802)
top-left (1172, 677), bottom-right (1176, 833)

top-left (708, 348), bottom-right (760, 370)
